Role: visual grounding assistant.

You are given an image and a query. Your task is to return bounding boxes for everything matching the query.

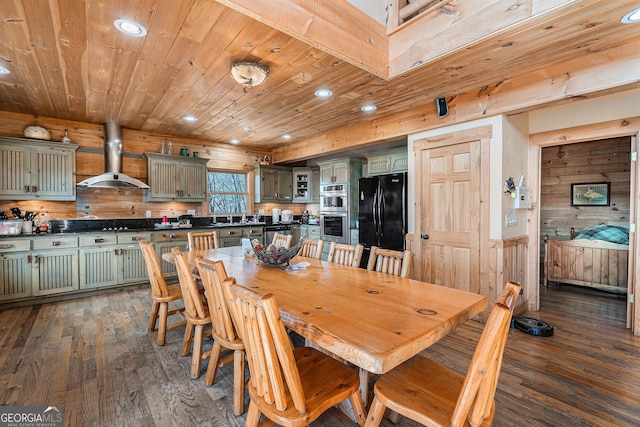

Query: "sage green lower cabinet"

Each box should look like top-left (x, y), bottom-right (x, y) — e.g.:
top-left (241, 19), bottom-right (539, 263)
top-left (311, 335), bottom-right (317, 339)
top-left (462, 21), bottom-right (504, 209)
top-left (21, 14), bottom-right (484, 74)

top-left (243, 226), bottom-right (264, 245)
top-left (218, 227), bottom-right (244, 248)
top-left (79, 232), bottom-right (151, 289)
top-left (0, 237), bottom-right (80, 300)
top-left (31, 236), bottom-right (79, 296)
top-left (79, 234), bottom-right (119, 289)
top-left (153, 230), bottom-right (189, 277)
top-left (118, 232), bottom-right (151, 284)
top-left (0, 239), bottom-right (32, 301)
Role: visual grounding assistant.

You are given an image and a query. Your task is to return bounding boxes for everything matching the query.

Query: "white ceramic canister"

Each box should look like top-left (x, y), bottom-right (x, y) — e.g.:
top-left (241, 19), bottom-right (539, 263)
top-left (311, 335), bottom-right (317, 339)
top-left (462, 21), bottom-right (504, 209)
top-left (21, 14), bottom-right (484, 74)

top-left (281, 210), bottom-right (293, 223)
top-left (272, 208), bottom-right (281, 223)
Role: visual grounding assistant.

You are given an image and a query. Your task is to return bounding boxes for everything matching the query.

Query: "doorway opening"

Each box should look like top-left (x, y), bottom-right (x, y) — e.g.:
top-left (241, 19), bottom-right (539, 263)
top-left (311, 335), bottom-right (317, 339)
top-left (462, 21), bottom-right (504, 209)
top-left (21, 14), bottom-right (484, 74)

top-left (537, 135), bottom-right (633, 328)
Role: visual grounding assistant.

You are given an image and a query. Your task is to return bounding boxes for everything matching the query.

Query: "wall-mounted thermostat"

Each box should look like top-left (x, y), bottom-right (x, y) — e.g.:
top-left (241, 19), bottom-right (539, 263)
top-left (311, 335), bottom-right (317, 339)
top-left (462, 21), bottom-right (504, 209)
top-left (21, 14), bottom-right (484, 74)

top-left (514, 186), bottom-right (532, 209)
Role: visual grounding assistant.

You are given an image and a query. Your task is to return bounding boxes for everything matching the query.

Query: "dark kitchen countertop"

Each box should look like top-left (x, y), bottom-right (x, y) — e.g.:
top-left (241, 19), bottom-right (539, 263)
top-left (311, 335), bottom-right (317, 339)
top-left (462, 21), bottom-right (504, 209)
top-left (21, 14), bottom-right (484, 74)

top-left (0, 215), bottom-right (304, 237)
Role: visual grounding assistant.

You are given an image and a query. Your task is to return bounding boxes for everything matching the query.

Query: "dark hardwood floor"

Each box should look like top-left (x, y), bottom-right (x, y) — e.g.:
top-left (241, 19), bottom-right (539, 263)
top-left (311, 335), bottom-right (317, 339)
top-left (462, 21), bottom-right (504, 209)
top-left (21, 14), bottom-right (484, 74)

top-left (1, 283), bottom-right (639, 426)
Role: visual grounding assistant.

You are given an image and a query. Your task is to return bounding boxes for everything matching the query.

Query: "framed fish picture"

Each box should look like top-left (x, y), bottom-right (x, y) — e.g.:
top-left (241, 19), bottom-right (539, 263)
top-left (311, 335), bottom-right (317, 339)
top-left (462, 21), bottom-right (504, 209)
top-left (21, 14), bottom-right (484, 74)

top-left (571, 182), bottom-right (610, 206)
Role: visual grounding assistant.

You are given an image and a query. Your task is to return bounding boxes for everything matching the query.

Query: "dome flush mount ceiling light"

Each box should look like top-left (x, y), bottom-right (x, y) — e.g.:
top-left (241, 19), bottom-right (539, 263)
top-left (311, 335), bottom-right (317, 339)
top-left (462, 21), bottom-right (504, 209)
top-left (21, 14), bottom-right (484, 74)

top-left (182, 115), bottom-right (198, 122)
top-left (281, 134), bottom-right (293, 140)
top-left (361, 104), bottom-right (377, 112)
top-left (230, 61), bottom-right (269, 90)
top-left (114, 19), bottom-right (147, 37)
top-left (621, 7), bottom-right (640, 23)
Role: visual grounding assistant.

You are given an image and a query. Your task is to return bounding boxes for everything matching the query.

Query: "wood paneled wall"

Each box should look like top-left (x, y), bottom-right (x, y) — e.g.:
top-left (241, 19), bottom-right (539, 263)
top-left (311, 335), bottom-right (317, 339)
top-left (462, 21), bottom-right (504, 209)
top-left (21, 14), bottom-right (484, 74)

top-left (540, 137), bottom-right (631, 240)
top-left (489, 237), bottom-right (528, 316)
top-left (0, 112), bottom-right (271, 220)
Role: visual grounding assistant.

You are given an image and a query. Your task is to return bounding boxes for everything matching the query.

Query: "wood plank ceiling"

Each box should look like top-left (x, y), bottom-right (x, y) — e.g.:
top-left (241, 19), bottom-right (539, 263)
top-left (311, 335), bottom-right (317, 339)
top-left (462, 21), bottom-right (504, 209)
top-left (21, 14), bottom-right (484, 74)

top-left (0, 0), bottom-right (639, 156)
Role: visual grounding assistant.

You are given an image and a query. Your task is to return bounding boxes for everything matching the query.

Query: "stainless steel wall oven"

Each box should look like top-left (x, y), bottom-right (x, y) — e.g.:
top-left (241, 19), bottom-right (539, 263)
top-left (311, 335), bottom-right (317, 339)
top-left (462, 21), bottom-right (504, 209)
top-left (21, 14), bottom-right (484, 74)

top-left (319, 184), bottom-right (348, 213)
top-left (320, 214), bottom-right (348, 244)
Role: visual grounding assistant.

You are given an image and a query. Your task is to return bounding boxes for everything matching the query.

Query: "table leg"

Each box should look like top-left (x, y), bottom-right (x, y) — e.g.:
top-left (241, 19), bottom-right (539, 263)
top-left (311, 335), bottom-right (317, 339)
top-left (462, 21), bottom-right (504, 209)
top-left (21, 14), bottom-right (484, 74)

top-left (359, 368), bottom-right (370, 406)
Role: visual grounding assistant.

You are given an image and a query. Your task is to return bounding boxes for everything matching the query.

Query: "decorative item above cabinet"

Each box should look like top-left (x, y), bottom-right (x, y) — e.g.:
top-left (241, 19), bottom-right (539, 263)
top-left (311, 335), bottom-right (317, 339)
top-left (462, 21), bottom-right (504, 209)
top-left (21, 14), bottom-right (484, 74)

top-left (144, 152), bottom-right (208, 202)
top-left (0, 136), bottom-right (79, 201)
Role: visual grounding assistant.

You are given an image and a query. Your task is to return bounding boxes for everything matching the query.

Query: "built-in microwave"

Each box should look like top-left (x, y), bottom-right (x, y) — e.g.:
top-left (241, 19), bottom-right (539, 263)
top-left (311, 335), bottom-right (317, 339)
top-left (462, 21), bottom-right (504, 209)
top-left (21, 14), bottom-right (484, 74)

top-left (320, 184), bottom-right (348, 213)
top-left (320, 214), bottom-right (348, 244)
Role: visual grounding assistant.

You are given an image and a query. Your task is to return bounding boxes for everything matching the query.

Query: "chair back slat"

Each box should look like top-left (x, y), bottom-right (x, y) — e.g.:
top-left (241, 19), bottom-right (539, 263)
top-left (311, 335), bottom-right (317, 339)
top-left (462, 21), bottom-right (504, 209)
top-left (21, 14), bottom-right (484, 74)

top-left (271, 232), bottom-right (293, 249)
top-left (139, 240), bottom-right (170, 297)
top-left (327, 242), bottom-right (364, 267)
top-left (188, 231), bottom-right (219, 251)
top-left (367, 246), bottom-right (413, 278)
top-left (226, 282), bottom-right (307, 413)
top-left (298, 239), bottom-right (324, 260)
top-left (451, 281), bottom-right (520, 427)
top-left (195, 258), bottom-right (238, 342)
top-left (172, 247), bottom-right (207, 320)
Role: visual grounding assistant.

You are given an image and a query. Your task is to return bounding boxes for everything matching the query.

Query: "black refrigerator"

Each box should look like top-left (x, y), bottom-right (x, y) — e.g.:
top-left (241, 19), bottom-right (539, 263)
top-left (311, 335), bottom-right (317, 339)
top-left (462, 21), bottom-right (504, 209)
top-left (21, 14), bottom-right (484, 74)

top-left (358, 172), bottom-right (407, 267)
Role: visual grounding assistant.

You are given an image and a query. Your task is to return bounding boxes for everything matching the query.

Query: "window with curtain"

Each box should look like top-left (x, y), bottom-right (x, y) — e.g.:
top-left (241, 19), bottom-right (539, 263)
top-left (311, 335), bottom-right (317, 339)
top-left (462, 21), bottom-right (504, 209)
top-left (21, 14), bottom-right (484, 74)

top-left (207, 170), bottom-right (248, 214)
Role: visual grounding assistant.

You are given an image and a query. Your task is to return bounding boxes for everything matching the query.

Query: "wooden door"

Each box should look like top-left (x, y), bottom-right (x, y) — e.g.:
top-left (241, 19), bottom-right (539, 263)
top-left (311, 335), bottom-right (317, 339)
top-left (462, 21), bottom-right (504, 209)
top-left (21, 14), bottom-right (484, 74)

top-left (415, 139), bottom-right (481, 293)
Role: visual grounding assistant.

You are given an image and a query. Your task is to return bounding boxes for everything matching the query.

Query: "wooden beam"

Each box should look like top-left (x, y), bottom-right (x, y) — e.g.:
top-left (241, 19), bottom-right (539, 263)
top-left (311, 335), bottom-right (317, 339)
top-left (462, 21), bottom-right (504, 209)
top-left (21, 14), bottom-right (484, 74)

top-left (388, 0), bottom-right (574, 76)
top-left (272, 40), bottom-right (640, 163)
top-left (214, 0), bottom-right (389, 79)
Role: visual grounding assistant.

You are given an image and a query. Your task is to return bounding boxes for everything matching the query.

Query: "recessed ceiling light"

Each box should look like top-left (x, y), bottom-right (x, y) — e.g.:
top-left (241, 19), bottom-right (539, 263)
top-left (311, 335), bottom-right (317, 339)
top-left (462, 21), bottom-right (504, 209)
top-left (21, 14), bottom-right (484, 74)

top-left (314, 89), bottom-right (332, 98)
top-left (0, 66), bottom-right (9, 74)
top-left (361, 104), bottom-right (377, 112)
top-left (621, 7), bottom-right (640, 23)
top-left (243, 126), bottom-right (252, 132)
top-left (230, 138), bottom-right (240, 144)
top-left (281, 134), bottom-right (293, 140)
top-left (182, 115), bottom-right (197, 122)
top-left (114, 19), bottom-right (147, 37)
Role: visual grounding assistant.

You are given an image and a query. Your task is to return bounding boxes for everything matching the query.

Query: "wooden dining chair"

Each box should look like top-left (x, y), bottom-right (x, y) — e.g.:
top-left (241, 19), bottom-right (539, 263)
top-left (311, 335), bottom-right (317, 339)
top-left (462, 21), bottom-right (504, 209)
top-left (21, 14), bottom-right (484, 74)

top-left (327, 241), bottom-right (364, 267)
top-left (364, 281), bottom-right (521, 427)
top-left (171, 247), bottom-right (212, 379)
top-left (139, 240), bottom-right (186, 346)
top-left (195, 257), bottom-right (246, 415)
top-left (271, 232), bottom-right (293, 249)
top-left (366, 246), bottom-right (413, 278)
top-left (298, 239), bottom-right (324, 260)
top-left (188, 230), bottom-right (219, 251)
top-left (224, 280), bottom-right (366, 427)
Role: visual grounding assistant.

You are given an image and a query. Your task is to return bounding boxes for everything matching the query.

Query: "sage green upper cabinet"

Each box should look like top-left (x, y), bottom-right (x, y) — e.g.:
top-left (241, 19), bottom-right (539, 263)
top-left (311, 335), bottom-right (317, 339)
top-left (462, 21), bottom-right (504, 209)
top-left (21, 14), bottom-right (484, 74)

top-left (254, 165), bottom-right (292, 203)
top-left (318, 158), bottom-right (362, 184)
top-left (144, 153), bottom-right (208, 202)
top-left (365, 148), bottom-right (408, 176)
top-left (0, 137), bottom-right (79, 201)
top-left (292, 167), bottom-right (319, 203)
top-left (311, 168), bottom-right (320, 202)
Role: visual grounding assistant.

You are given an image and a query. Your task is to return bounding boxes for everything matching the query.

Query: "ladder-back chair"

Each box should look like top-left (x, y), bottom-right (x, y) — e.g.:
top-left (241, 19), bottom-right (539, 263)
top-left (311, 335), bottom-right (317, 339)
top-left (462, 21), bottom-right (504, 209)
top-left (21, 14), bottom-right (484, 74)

top-left (188, 231), bottom-right (219, 251)
top-left (271, 232), bottom-right (293, 249)
top-left (364, 282), bottom-right (521, 427)
top-left (171, 247), bottom-right (212, 379)
top-left (366, 246), bottom-right (413, 278)
top-left (224, 280), bottom-right (366, 427)
top-left (139, 240), bottom-right (186, 345)
top-left (327, 242), bottom-right (364, 267)
top-left (195, 257), bottom-right (246, 415)
top-left (298, 239), bottom-right (324, 260)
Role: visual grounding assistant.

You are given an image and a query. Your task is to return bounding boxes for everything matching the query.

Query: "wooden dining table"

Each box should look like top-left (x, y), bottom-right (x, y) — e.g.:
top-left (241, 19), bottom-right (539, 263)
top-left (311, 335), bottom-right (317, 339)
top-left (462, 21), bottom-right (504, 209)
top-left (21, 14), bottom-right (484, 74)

top-left (163, 246), bottom-right (488, 403)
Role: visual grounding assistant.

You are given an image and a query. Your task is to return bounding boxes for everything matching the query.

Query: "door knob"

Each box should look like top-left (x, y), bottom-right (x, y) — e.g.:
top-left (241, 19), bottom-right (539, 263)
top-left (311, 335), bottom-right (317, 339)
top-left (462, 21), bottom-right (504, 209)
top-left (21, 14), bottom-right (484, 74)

top-left (421, 234), bottom-right (429, 240)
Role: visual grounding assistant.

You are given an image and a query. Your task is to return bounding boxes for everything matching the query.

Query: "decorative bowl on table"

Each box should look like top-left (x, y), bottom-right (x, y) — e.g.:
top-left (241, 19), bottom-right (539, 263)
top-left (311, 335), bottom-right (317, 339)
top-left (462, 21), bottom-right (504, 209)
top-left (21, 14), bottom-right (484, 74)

top-left (251, 239), bottom-right (302, 267)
